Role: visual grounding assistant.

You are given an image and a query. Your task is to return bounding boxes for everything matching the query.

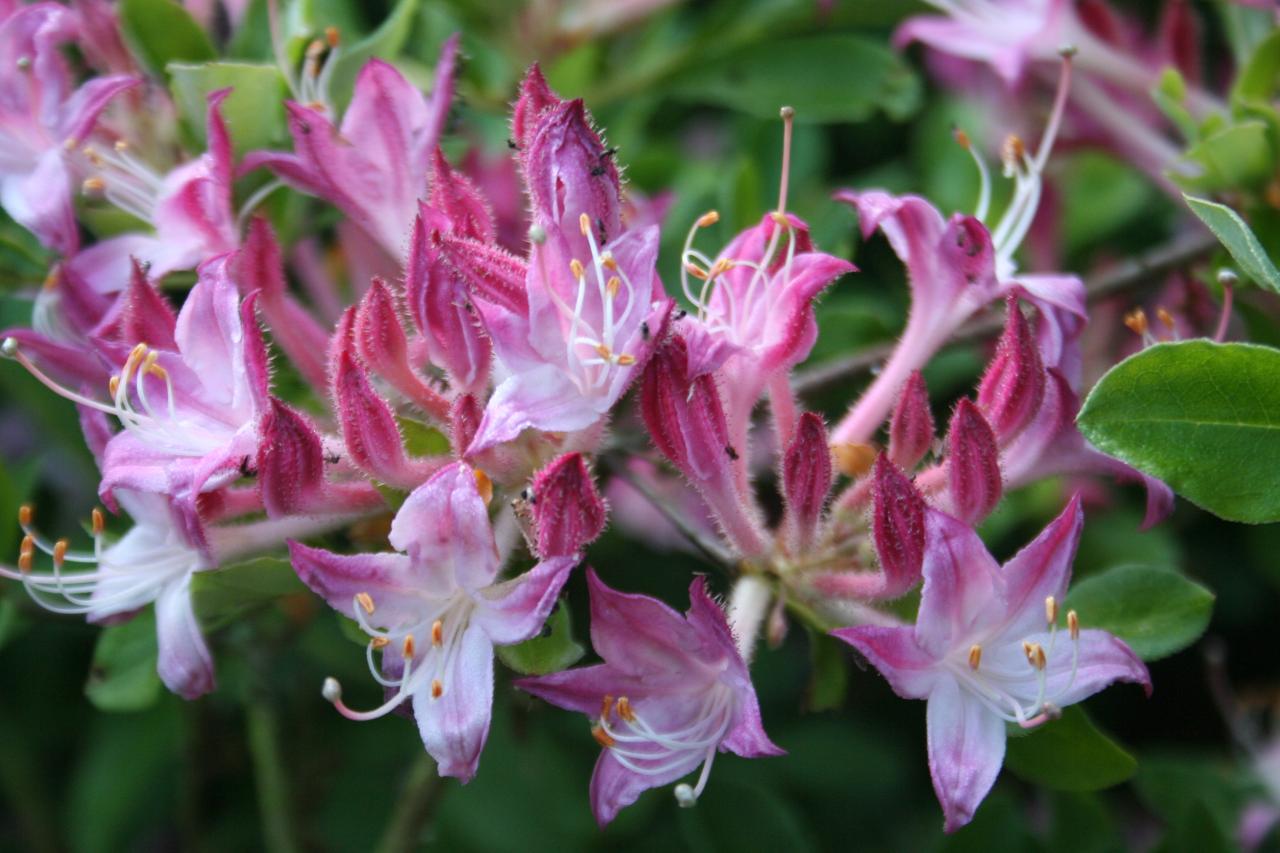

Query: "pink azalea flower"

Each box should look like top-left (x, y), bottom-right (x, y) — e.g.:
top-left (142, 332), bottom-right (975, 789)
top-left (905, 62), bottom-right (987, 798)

top-left (290, 462), bottom-right (576, 781)
top-left (833, 496), bottom-right (1150, 832)
top-left (0, 3), bottom-right (136, 253)
top-left (243, 37), bottom-right (460, 258)
top-left (442, 69), bottom-right (672, 452)
top-left (72, 88), bottom-right (240, 287)
top-left (518, 570), bottom-right (783, 825)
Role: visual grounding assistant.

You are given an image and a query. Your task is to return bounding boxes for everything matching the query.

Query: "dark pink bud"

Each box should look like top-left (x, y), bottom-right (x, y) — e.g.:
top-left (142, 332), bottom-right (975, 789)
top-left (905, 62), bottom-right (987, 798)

top-left (109, 260), bottom-right (178, 349)
top-left (888, 370), bottom-right (933, 469)
top-left (449, 393), bottom-right (482, 458)
top-left (977, 296), bottom-right (1045, 443)
top-left (1158, 0), bottom-right (1201, 82)
top-left (428, 148), bottom-right (495, 243)
top-left (782, 412), bottom-right (832, 554)
top-left (522, 98), bottom-right (620, 246)
top-left (327, 306), bottom-right (357, 390)
top-left (354, 277), bottom-right (449, 420)
top-left (511, 64), bottom-right (562, 153)
top-left (435, 233), bottom-right (529, 315)
top-left (258, 399), bottom-right (326, 517)
top-left (945, 399), bottom-right (1002, 525)
top-left (405, 206), bottom-right (493, 394)
top-left (236, 218), bottom-right (330, 390)
top-left (333, 348), bottom-right (438, 489)
top-left (240, 292), bottom-right (271, 410)
top-left (529, 453), bottom-right (606, 559)
top-left (640, 335), bottom-right (731, 485)
top-left (871, 455), bottom-right (925, 598)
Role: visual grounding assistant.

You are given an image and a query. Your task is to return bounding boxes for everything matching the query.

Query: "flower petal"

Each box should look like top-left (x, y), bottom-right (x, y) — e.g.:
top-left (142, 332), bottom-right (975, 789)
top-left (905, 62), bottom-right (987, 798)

top-left (472, 556), bottom-right (576, 645)
top-left (832, 625), bottom-right (938, 700)
top-left (914, 509), bottom-right (1000, 658)
top-left (155, 574), bottom-right (216, 700)
top-left (469, 365), bottom-right (602, 453)
top-left (589, 747), bottom-right (702, 828)
top-left (585, 568), bottom-right (703, 681)
top-left (389, 463), bottom-right (499, 593)
top-left (287, 540), bottom-right (423, 626)
top-left (926, 677), bottom-right (1006, 833)
top-left (412, 622), bottom-right (494, 782)
top-left (998, 494), bottom-right (1082, 638)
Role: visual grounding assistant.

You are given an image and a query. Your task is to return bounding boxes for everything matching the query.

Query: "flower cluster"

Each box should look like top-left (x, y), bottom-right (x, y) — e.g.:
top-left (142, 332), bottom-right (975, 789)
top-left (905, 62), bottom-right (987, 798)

top-left (0, 1), bottom-right (1181, 831)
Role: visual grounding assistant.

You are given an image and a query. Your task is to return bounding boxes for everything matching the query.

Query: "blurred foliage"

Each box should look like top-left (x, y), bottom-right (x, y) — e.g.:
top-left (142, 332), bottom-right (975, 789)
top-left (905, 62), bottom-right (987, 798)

top-left (2, 0), bottom-right (1280, 851)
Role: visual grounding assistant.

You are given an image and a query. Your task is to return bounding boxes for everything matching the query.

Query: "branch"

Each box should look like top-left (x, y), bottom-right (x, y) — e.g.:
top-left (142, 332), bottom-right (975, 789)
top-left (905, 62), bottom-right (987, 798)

top-left (794, 230), bottom-right (1218, 396)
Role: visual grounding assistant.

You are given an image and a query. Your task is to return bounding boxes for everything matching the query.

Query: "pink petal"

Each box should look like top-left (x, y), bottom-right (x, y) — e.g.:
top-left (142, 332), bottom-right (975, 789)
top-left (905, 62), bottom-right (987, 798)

top-left (927, 678), bottom-right (1007, 832)
top-left (155, 574), bottom-right (216, 700)
top-left (998, 494), bottom-right (1082, 638)
top-left (589, 747), bottom-right (701, 828)
top-left (832, 625), bottom-right (938, 700)
top-left (1041, 628), bottom-right (1151, 705)
top-left (287, 540), bottom-right (422, 625)
top-left (585, 568), bottom-right (702, 682)
top-left (390, 463), bottom-right (499, 593)
top-left (469, 365), bottom-right (601, 453)
top-left (914, 509), bottom-right (1000, 658)
top-left (472, 556), bottom-right (576, 645)
top-left (411, 622), bottom-right (493, 782)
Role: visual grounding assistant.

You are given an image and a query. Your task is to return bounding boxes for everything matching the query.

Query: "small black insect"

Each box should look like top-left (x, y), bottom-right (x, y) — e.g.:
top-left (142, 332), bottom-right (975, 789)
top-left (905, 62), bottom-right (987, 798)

top-left (590, 165), bottom-right (606, 177)
top-left (324, 452), bottom-right (342, 465)
top-left (640, 321), bottom-right (650, 341)
top-left (597, 217), bottom-right (608, 244)
top-left (507, 138), bottom-right (519, 150)
top-left (601, 146), bottom-right (618, 161)
top-left (675, 309), bottom-right (688, 320)
top-left (238, 456), bottom-right (257, 478)
top-left (725, 445), bottom-right (739, 461)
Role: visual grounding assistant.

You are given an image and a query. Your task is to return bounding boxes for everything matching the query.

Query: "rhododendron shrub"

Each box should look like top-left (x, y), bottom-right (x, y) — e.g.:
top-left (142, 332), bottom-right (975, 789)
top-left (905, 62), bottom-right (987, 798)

top-left (0, 0), bottom-right (1276, 849)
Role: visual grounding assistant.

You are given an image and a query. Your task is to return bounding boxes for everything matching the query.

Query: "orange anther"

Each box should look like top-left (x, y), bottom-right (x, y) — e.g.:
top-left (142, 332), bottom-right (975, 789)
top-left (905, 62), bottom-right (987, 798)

top-left (431, 679), bottom-right (444, 699)
top-left (696, 210), bottom-right (720, 229)
top-left (431, 619), bottom-right (444, 647)
top-left (616, 696), bottom-right (636, 722)
top-left (473, 468), bottom-right (493, 505)
top-left (356, 592), bottom-right (375, 614)
top-left (968, 644), bottom-right (982, 671)
top-left (592, 724), bottom-right (615, 748)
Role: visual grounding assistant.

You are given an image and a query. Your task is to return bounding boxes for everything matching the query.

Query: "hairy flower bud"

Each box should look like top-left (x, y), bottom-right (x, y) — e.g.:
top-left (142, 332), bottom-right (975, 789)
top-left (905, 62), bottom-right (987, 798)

top-left (333, 348), bottom-right (440, 489)
top-left (977, 296), bottom-right (1045, 443)
top-left (258, 399), bottom-right (326, 517)
top-left (510, 64), bottom-right (561, 154)
top-left (945, 399), bottom-right (1002, 525)
top-left (871, 454), bottom-right (926, 597)
top-left (782, 412), bottom-right (833, 554)
top-left (888, 370), bottom-right (934, 469)
top-left (354, 277), bottom-right (449, 420)
top-left (640, 335), bottom-right (731, 485)
top-left (529, 453), bottom-right (607, 559)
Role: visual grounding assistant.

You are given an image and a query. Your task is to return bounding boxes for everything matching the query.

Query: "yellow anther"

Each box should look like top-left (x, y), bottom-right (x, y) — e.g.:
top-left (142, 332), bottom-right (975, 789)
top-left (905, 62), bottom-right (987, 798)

top-left (147, 362), bottom-right (169, 381)
top-left (696, 210), bottom-right (720, 229)
top-left (570, 259), bottom-right (585, 279)
top-left (600, 694), bottom-right (614, 721)
top-left (473, 468), bottom-right (493, 505)
top-left (1156, 306), bottom-right (1176, 331)
top-left (606, 276), bottom-right (621, 297)
top-left (709, 258), bottom-right (734, 278)
top-left (431, 679), bottom-right (444, 699)
top-left (968, 644), bottom-right (982, 670)
top-left (325, 25), bottom-right (340, 47)
top-left (113, 140), bottom-right (129, 153)
top-left (108, 375), bottom-right (120, 397)
top-left (601, 252), bottom-right (618, 271)
top-left (1003, 134), bottom-right (1026, 164)
top-left (1067, 610), bottom-right (1079, 640)
top-left (595, 343), bottom-right (613, 360)
top-left (17, 551), bottom-right (32, 574)
top-left (1023, 642), bottom-right (1046, 670)
top-left (431, 619), bottom-right (444, 647)
top-left (19, 534), bottom-right (34, 557)
top-left (953, 127), bottom-right (971, 150)
top-left (128, 342), bottom-right (149, 363)
top-left (592, 724), bottom-right (615, 748)
top-left (18, 505), bottom-right (32, 527)
top-left (370, 636), bottom-right (390, 650)
top-left (142, 350), bottom-right (160, 373)
top-left (831, 442), bottom-right (877, 478)
top-left (616, 353), bottom-right (636, 366)
top-left (356, 592), bottom-right (375, 614)
top-left (305, 38), bottom-right (325, 60)
top-left (82, 147), bottom-right (103, 166)
top-left (579, 212), bottom-right (592, 236)
top-left (769, 210), bottom-right (790, 227)
top-left (1045, 595), bottom-right (1058, 625)
top-left (82, 177), bottom-right (106, 195)
top-left (402, 634), bottom-right (416, 658)
top-left (684, 263), bottom-right (709, 281)
top-left (1123, 308), bottom-right (1148, 337)
top-left (616, 696), bottom-right (636, 722)
top-left (91, 508), bottom-right (104, 536)
top-left (52, 538), bottom-right (68, 566)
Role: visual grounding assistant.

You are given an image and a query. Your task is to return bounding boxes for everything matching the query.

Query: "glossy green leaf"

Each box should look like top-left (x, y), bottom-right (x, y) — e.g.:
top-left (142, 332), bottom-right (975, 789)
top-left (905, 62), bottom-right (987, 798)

top-left (1181, 121), bottom-right (1273, 191)
top-left (168, 62), bottom-right (287, 155)
top-left (1184, 195), bottom-right (1280, 292)
top-left (671, 35), bottom-right (920, 123)
top-left (192, 556), bottom-right (306, 631)
top-left (1078, 341), bottom-right (1280, 522)
top-left (1065, 565), bottom-right (1214, 661)
top-left (495, 602), bottom-right (584, 676)
top-left (118, 0), bottom-right (216, 79)
top-left (1004, 707), bottom-right (1137, 792)
top-left (85, 611), bottom-right (162, 712)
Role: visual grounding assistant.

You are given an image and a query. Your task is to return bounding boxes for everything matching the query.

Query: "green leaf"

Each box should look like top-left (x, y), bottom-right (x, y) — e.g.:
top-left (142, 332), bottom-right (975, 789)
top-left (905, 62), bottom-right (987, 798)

top-left (1184, 195), bottom-right (1280, 292)
top-left (168, 62), bottom-right (288, 155)
top-left (1180, 121), bottom-right (1274, 191)
top-left (806, 631), bottom-right (847, 712)
top-left (397, 416), bottom-right (451, 457)
top-left (495, 602), bottom-right (584, 676)
top-left (1234, 29), bottom-right (1280, 104)
top-left (1078, 340), bottom-right (1280, 522)
top-left (191, 556), bottom-right (305, 632)
top-left (327, 0), bottom-right (421, 109)
top-left (85, 611), bottom-right (163, 712)
top-left (1153, 68), bottom-right (1198, 142)
top-left (671, 35), bottom-right (920, 123)
top-left (1004, 707), bottom-right (1137, 792)
top-left (1065, 565), bottom-right (1214, 661)
top-left (118, 0), bottom-right (216, 79)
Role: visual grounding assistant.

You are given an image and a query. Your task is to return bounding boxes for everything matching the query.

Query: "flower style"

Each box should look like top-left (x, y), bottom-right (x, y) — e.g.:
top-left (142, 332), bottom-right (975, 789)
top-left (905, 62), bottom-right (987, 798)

top-left (518, 570), bottom-right (782, 825)
top-left (0, 2), bottom-right (135, 253)
top-left (244, 37), bottom-right (459, 257)
top-left (3, 490), bottom-right (215, 698)
top-left (289, 462), bottom-right (576, 781)
top-left (441, 69), bottom-right (672, 452)
top-left (833, 496), bottom-right (1150, 831)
